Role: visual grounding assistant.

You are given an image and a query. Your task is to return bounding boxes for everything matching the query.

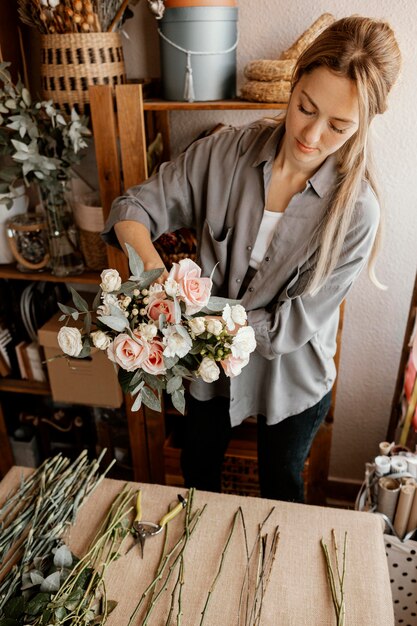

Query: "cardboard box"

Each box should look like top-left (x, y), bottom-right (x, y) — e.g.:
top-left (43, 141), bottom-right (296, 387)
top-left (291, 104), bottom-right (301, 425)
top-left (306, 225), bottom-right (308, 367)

top-left (38, 308), bottom-right (123, 408)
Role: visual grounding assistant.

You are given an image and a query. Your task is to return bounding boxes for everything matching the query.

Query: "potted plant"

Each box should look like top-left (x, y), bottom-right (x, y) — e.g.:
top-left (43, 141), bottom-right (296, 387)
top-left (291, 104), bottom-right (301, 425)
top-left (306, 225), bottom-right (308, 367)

top-left (0, 61), bottom-right (91, 275)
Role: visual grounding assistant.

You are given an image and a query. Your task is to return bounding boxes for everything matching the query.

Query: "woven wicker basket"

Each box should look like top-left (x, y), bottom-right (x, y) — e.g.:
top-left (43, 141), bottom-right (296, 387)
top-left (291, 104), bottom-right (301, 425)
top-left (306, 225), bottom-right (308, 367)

top-left (240, 79), bottom-right (291, 104)
top-left (244, 59), bottom-right (295, 82)
top-left (40, 32), bottom-right (125, 114)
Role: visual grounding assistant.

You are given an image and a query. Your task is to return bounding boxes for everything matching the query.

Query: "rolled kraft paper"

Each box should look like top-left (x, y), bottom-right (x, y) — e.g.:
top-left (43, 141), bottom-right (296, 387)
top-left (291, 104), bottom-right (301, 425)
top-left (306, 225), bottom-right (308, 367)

top-left (375, 455), bottom-right (391, 476)
top-left (377, 477), bottom-right (400, 521)
top-left (393, 484), bottom-right (416, 539)
top-left (406, 487), bottom-right (417, 534)
top-left (401, 477), bottom-right (416, 487)
top-left (406, 455), bottom-right (417, 478)
top-left (390, 455), bottom-right (408, 473)
top-left (379, 441), bottom-right (394, 456)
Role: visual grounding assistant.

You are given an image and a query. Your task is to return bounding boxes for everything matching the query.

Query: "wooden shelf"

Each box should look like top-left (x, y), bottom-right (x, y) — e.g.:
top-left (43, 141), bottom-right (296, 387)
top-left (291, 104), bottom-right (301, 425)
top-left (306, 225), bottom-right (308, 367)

top-left (143, 99), bottom-right (287, 111)
top-left (0, 378), bottom-right (51, 395)
top-left (0, 264), bottom-right (100, 284)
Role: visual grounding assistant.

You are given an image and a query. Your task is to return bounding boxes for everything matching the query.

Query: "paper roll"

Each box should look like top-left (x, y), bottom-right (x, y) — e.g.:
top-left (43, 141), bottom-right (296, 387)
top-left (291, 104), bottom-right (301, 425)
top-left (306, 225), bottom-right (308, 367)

top-left (377, 477), bottom-right (401, 521)
top-left (379, 441), bottom-right (394, 456)
top-left (406, 487), bottom-right (417, 534)
top-left (390, 455), bottom-right (408, 474)
top-left (401, 477), bottom-right (416, 487)
top-left (375, 455), bottom-right (391, 476)
top-left (406, 455), bottom-right (417, 478)
top-left (393, 484), bottom-right (416, 539)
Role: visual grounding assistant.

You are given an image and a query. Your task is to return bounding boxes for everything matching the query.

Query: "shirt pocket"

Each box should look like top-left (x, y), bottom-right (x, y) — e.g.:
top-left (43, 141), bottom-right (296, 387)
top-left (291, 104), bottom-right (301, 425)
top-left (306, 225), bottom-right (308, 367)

top-left (200, 220), bottom-right (233, 290)
top-left (283, 265), bottom-right (313, 299)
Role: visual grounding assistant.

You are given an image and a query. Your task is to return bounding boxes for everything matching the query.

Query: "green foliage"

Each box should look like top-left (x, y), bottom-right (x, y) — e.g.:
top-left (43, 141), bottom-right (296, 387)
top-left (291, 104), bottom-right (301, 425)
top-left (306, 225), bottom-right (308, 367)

top-left (0, 62), bottom-right (90, 206)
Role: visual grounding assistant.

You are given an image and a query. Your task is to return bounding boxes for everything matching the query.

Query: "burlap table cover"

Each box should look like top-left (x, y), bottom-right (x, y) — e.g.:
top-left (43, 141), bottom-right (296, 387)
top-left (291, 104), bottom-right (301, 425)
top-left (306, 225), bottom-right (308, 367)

top-left (0, 467), bottom-right (394, 625)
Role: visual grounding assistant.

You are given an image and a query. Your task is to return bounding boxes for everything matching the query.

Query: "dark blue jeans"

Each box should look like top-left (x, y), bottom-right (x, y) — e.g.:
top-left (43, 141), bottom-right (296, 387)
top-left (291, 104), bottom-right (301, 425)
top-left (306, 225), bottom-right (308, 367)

top-left (180, 391), bottom-right (332, 503)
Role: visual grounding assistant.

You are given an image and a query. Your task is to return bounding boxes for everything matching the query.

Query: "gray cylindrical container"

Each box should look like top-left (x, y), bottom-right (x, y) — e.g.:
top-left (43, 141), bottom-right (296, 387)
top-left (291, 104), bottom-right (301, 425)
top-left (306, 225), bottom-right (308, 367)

top-left (159, 6), bottom-right (238, 101)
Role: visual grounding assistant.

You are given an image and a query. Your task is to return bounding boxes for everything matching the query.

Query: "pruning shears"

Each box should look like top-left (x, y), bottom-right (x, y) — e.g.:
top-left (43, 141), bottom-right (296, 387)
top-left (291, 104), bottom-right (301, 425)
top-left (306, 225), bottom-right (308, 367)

top-left (129, 490), bottom-right (187, 558)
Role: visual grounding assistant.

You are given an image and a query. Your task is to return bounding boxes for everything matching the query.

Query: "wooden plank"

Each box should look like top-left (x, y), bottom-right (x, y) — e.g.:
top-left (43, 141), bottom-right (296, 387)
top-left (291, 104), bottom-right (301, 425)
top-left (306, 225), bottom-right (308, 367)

top-left (116, 84), bottom-right (148, 187)
top-left (124, 394), bottom-right (150, 482)
top-left (143, 99), bottom-right (287, 111)
top-left (156, 110), bottom-right (171, 165)
top-left (89, 84), bottom-right (128, 278)
top-left (0, 379), bottom-right (50, 395)
top-left (0, 265), bottom-right (99, 284)
top-left (0, 402), bottom-right (14, 479)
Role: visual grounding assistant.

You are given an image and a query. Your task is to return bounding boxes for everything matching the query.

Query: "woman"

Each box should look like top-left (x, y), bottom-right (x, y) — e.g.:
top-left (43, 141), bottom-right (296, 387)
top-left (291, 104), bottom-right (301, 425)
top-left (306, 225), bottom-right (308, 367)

top-left (101, 16), bottom-right (401, 502)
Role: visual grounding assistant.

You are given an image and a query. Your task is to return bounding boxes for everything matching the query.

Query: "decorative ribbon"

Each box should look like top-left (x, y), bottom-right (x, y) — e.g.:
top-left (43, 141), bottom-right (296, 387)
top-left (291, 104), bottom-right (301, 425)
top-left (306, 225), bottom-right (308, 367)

top-left (158, 29), bottom-right (239, 102)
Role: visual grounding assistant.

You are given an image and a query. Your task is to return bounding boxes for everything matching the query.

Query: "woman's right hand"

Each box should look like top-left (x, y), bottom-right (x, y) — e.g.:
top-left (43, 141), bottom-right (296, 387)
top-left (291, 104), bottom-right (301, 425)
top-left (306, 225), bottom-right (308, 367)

top-left (114, 221), bottom-right (169, 284)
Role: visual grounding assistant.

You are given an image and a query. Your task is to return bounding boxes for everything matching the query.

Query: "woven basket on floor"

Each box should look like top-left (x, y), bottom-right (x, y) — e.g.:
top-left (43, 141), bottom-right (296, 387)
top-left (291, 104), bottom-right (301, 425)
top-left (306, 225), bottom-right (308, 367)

top-left (40, 32), bottom-right (125, 114)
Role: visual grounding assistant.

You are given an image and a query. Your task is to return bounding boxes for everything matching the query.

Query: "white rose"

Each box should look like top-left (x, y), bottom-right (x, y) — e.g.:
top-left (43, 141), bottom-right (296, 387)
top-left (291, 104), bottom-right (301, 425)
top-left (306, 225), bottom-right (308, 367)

top-left (100, 269), bottom-right (122, 293)
top-left (206, 318), bottom-right (223, 336)
top-left (57, 327), bottom-right (83, 357)
top-left (138, 322), bottom-right (158, 341)
top-left (230, 304), bottom-right (247, 326)
top-left (188, 317), bottom-right (206, 336)
top-left (90, 330), bottom-right (112, 350)
top-left (231, 326), bottom-right (256, 359)
top-left (97, 293), bottom-right (121, 316)
top-left (222, 303), bottom-right (248, 331)
top-left (162, 326), bottom-right (192, 359)
top-left (197, 357), bottom-right (220, 383)
top-left (164, 277), bottom-right (179, 298)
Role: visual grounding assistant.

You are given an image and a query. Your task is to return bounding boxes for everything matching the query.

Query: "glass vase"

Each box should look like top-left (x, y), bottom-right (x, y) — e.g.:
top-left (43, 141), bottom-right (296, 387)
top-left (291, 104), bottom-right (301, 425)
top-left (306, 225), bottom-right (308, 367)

top-left (40, 180), bottom-right (84, 277)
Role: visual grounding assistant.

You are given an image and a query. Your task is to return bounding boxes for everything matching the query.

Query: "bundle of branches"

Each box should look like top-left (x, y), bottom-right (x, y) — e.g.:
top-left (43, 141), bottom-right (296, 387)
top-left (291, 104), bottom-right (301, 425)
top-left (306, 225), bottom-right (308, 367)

top-left (0, 450), bottom-right (115, 612)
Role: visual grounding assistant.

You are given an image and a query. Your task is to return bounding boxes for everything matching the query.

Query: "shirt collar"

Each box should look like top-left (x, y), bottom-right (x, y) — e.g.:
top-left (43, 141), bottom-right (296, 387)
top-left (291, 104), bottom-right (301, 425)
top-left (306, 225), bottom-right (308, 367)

top-left (252, 122), bottom-right (339, 199)
top-left (308, 154), bottom-right (339, 198)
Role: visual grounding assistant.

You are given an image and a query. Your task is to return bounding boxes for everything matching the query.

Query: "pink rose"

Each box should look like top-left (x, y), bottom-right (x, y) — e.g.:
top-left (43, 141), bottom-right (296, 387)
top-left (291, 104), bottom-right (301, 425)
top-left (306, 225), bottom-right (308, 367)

top-left (169, 258), bottom-right (212, 315)
top-left (141, 339), bottom-right (166, 375)
top-left (145, 293), bottom-right (177, 323)
top-left (107, 332), bottom-right (150, 372)
top-left (220, 354), bottom-right (250, 378)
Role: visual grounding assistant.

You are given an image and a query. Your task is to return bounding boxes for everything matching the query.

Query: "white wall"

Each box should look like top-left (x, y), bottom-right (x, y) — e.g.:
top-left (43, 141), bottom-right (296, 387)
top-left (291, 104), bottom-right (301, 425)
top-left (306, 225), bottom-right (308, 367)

top-left (122, 0), bottom-right (417, 481)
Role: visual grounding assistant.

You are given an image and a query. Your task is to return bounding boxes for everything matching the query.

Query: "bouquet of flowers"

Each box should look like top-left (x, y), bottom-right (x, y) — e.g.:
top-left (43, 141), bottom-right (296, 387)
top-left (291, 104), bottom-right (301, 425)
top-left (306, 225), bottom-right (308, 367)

top-left (57, 246), bottom-right (256, 413)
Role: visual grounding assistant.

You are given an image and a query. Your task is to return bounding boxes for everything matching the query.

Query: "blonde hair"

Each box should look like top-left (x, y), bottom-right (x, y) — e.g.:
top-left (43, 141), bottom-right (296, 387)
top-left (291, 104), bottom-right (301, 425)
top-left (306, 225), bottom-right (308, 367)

top-left (291, 16), bottom-right (401, 295)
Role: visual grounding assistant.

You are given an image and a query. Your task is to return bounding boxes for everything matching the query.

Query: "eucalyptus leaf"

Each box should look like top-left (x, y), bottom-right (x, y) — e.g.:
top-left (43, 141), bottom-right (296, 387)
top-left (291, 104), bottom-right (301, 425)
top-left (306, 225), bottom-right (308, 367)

top-left (64, 588), bottom-right (84, 611)
top-left (40, 570), bottom-right (61, 592)
top-left (53, 544), bottom-right (73, 568)
top-left (167, 375), bottom-right (182, 394)
top-left (204, 296), bottom-right (242, 312)
top-left (54, 606), bottom-right (67, 620)
top-left (137, 267), bottom-right (164, 288)
top-left (142, 386), bottom-right (162, 412)
top-left (3, 596), bottom-right (25, 619)
top-left (125, 243), bottom-right (144, 278)
top-left (97, 314), bottom-right (129, 332)
top-left (69, 287), bottom-right (89, 313)
top-left (164, 355), bottom-right (179, 369)
top-left (58, 302), bottom-right (77, 316)
top-left (131, 390), bottom-right (143, 411)
top-left (29, 570), bottom-right (45, 586)
top-left (71, 311), bottom-right (79, 320)
top-left (171, 388), bottom-right (186, 415)
top-left (92, 288), bottom-right (102, 311)
top-left (25, 592), bottom-right (50, 616)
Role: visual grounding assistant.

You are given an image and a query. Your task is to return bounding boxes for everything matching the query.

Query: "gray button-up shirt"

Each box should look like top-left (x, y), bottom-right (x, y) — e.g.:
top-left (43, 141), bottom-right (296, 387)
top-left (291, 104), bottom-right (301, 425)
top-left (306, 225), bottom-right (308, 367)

top-left (102, 120), bottom-right (379, 426)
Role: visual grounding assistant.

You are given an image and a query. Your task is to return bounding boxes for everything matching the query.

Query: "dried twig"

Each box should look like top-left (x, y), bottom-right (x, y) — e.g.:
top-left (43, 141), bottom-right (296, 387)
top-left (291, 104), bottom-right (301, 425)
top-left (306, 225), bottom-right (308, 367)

top-left (321, 530), bottom-right (347, 626)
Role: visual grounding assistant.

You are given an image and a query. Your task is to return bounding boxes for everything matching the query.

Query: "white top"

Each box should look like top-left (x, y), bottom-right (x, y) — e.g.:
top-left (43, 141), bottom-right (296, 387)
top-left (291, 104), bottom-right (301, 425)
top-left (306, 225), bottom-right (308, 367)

top-left (249, 210), bottom-right (284, 270)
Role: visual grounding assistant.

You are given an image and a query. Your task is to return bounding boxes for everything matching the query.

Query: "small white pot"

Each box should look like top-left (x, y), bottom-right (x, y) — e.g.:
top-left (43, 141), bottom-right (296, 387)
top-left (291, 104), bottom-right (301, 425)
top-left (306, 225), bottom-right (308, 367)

top-left (0, 186), bottom-right (29, 264)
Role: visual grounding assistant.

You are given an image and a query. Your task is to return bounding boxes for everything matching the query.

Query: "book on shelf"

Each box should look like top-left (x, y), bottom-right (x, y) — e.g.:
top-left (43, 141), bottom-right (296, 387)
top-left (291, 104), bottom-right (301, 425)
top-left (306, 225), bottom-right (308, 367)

top-left (0, 350), bottom-right (10, 377)
top-left (14, 340), bottom-right (47, 383)
top-left (25, 341), bottom-right (47, 383)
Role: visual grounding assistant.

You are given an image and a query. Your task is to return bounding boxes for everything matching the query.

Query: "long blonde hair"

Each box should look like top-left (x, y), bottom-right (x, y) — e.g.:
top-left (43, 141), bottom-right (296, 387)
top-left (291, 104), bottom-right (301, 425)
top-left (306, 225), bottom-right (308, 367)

top-left (291, 16), bottom-right (401, 295)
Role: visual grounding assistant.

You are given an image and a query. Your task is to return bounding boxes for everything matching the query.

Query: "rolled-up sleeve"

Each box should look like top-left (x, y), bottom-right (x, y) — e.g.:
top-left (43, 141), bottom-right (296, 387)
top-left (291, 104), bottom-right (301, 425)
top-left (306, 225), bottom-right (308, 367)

top-left (248, 189), bottom-right (380, 359)
top-left (101, 151), bottom-right (195, 249)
